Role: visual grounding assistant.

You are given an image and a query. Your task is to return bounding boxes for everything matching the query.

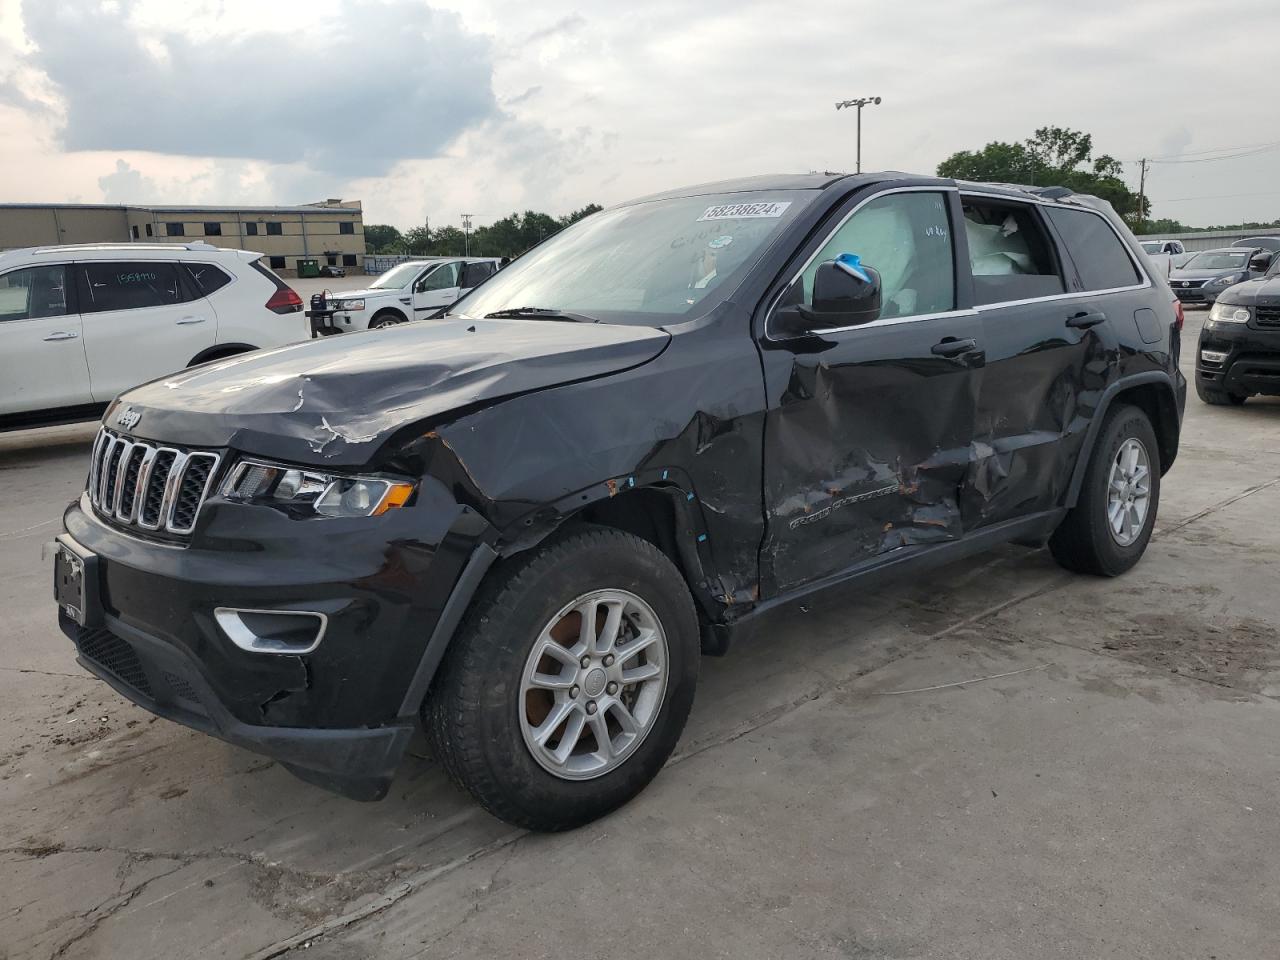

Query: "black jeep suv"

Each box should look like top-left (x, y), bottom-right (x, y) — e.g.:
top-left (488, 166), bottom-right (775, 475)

top-left (1195, 253), bottom-right (1280, 405)
top-left (54, 173), bottom-right (1185, 831)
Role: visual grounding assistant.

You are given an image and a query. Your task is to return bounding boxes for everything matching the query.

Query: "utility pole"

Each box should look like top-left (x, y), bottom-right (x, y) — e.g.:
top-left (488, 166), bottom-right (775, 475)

top-left (1135, 159), bottom-right (1149, 234)
top-left (461, 214), bottom-right (474, 256)
top-left (834, 96), bottom-right (882, 173)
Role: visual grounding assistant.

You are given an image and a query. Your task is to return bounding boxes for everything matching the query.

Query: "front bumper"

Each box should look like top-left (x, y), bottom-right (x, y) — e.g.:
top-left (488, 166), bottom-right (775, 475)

top-left (1173, 284), bottom-right (1222, 305)
top-left (1196, 324), bottom-right (1280, 397)
top-left (61, 608), bottom-right (413, 799)
top-left (57, 487), bottom-right (485, 799)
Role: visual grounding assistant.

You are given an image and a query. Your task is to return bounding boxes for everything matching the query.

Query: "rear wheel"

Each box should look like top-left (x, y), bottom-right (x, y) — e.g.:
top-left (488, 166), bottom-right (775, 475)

top-left (1195, 379), bottom-right (1247, 406)
top-left (425, 526), bottom-right (699, 831)
top-left (1050, 404), bottom-right (1160, 577)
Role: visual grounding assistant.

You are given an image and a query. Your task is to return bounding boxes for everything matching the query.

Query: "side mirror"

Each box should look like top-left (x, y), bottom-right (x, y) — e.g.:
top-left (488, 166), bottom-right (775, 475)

top-left (773, 258), bottom-right (882, 337)
top-left (1250, 253), bottom-right (1273, 272)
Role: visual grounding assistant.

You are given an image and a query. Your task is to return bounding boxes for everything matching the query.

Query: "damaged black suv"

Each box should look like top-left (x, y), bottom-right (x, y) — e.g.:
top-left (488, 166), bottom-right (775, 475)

top-left (54, 173), bottom-right (1185, 831)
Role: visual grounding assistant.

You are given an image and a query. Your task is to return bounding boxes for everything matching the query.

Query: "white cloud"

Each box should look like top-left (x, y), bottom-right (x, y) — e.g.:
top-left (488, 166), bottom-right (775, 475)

top-left (0, 0), bottom-right (1277, 230)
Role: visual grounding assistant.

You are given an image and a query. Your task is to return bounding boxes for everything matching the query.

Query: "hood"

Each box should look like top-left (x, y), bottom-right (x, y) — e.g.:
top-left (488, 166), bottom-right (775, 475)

top-left (1169, 267), bottom-right (1246, 281)
top-left (1216, 276), bottom-right (1280, 307)
top-left (109, 319), bottom-right (670, 466)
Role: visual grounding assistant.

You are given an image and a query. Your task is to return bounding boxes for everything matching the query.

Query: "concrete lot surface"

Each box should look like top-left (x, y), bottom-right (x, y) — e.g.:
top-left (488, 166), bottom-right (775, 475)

top-left (2, 309), bottom-right (1279, 959)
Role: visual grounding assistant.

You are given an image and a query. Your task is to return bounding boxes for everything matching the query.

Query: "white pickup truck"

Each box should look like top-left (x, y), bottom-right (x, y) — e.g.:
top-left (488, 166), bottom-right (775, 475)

top-left (1138, 239), bottom-right (1189, 278)
top-left (308, 257), bottom-right (503, 335)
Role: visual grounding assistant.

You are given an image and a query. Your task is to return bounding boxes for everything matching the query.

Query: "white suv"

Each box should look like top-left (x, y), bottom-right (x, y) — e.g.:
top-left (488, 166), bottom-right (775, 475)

top-left (0, 242), bottom-right (306, 430)
top-left (308, 257), bottom-right (502, 335)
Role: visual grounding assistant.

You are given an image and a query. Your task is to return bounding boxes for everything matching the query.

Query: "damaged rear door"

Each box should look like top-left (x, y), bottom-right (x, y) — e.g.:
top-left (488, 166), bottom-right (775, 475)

top-left (757, 187), bottom-right (984, 595)
top-left (959, 192), bottom-right (1116, 527)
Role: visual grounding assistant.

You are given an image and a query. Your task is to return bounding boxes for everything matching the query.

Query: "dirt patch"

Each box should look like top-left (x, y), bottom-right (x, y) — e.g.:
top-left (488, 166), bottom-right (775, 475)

top-left (1096, 613), bottom-right (1279, 690)
top-left (12, 838), bottom-right (65, 858)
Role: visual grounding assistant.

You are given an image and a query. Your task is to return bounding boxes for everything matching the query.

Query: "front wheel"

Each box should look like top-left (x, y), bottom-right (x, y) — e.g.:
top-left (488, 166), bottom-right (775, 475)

top-left (370, 311), bottom-right (403, 329)
top-left (1050, 404), bottom-right (1161, 577)
top-left (425, 526), bottom-right (699, 831)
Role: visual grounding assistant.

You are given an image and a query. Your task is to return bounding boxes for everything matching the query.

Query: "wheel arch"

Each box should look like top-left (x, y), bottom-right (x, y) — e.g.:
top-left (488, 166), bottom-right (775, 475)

top-left (187, 342), bottom-right (257, 367)
top-left (370, 307), bottom-right (408, 326)
top-left (1066, 372), bottom-right (1181, 507)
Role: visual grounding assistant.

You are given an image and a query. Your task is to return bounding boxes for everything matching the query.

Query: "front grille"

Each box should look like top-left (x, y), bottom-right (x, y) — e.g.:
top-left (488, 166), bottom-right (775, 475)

top-left (78, 627), bottom-right (154, 698)
top-left (1174, 279), bottom-right (1206, 289)
top-left (1256, 305), bottom-right (1280, 327)
top-left (87, 428), bottom-right (221, 537)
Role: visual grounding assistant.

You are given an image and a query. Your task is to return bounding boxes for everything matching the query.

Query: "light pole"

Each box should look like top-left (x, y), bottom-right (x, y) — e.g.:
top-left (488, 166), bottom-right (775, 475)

top-left (461, 213), bottom-right (474, 256)
top-left (834, 96), bottom-right (882, 174)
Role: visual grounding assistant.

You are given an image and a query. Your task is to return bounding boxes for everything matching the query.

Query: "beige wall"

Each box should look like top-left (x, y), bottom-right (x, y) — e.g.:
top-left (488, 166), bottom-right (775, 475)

top-left (0, 207), bottom-right (128, 249)
top-left (3, 204), bottom-right (364, 275)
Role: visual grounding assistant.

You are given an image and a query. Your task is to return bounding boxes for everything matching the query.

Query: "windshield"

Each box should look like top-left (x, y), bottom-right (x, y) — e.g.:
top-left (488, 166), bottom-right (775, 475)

top-left (371, 262), bottom-right (429, 289)
top-left (450, 190), bottom-right (816, 325)
top-left (1183, 251), bottom-right (1248, 271)
top-left (1140, 242), bottom-right (1163, 255)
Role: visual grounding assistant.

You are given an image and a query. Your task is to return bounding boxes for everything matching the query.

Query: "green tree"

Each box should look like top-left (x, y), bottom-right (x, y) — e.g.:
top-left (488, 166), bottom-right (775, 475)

top-left (937, 126), bottom-right (1147, 223)
top-left (560, 203), bottom-right (603, 226)
top-left (363, 223), bottom-right (403, 253)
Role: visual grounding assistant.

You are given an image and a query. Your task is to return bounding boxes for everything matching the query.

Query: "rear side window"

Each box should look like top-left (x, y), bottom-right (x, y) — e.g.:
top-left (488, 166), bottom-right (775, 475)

top-left (1044, 207), bottom-right (1142, 291)
top-left (460, 261), bottom-right (496, 287)
top-left (0, 266), bottom-right (69, 321)
top-left (183, 262), bottom-right (233, 296)
top-left (961, 198), bottom-right (1065, 305)
top-left (77, 261), bottom-right (186, 313)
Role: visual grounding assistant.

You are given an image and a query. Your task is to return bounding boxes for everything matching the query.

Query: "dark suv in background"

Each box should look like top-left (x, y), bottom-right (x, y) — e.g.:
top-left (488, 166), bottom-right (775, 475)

top-left (53, 172), bottom-right (1184, 831)
top-left (1196, 252), bottom-right (1280, 404)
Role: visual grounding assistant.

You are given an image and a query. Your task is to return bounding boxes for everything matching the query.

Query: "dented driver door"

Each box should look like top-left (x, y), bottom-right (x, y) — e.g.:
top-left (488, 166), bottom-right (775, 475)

top-left (756, 188), bottom-right (984, 596)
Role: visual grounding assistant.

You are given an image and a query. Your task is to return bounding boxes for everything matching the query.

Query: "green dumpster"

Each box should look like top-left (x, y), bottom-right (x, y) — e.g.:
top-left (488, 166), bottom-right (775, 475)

top-left (297, 258), bottom-right (320, 278)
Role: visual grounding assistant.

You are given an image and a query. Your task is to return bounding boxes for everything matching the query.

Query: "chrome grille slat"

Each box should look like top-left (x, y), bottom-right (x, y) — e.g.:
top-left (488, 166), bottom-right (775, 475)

top-left (86, 428), bottom-right (221, 541)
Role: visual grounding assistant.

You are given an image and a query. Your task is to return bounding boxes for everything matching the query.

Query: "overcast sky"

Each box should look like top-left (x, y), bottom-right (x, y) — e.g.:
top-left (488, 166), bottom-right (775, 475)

top-left (1, 0), bottom-right (1276, 231)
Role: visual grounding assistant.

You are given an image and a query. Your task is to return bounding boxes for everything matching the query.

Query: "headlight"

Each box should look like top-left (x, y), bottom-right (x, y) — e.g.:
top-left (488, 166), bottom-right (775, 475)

top-left (1207, 275), bottom-right (1238, 287)
top-left (1207, 302), bottom-right (1250, 324)
top-left (222, 460), bottom-right (414, 518)
top-left (336, 299), bottom-right (365, 311)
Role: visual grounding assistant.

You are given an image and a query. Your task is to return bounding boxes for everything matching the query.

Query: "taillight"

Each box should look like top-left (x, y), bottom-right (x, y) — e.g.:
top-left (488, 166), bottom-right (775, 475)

top-left (266, 287), bottom-right (303, 314)
top-left (1173, 298), bottom-right (1185, 332)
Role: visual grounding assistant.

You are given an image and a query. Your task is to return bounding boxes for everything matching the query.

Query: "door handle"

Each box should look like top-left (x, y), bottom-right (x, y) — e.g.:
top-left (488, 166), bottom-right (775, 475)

top-left (1066, 310), bottom-right (1107, 329)
top-left (176, 315), bottom-right (206, 325)
top-left (931, 337), bottom-right (978, 357)
top-left (43, 331), bottom-right (79, 341)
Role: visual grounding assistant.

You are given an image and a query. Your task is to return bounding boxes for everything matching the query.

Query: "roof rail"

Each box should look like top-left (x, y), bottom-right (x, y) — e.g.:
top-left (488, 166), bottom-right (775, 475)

top-left (20, 241), bottom-right (226, 256)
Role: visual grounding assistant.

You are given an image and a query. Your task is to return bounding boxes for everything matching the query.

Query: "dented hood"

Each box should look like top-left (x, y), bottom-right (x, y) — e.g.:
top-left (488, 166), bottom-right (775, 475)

top-left (111, 318), bottom-right (670, 465)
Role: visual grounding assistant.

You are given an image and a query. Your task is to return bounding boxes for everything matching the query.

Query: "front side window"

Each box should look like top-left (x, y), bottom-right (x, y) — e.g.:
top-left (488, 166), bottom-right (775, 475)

top-left (452, 189), bottom-right (815, 325)
top-left (78, 261), bottom-right (184, 313)
top-left (1140, 241), bottom-right (1162, 255)
top-left (0, 266), bottom-right (69, 322)
top-left (1044, 207), bottom-right (1141, 291)
top-left (797, 191), bottom-right (955, 319)
top-left (418, 262), bottom-right (460, 291)
top-left (961, 198), bottom-right (1065, 305)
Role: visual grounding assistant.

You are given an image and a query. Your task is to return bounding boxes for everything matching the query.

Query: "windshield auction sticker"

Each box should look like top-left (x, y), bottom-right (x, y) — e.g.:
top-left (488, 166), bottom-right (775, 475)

top-left (697, 200), bottom-right (792, 222)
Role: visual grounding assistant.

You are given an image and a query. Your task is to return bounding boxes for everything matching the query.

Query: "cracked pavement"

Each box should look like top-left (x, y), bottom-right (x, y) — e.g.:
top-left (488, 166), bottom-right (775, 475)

top-left (3, 310), bottom-right (1279, 959)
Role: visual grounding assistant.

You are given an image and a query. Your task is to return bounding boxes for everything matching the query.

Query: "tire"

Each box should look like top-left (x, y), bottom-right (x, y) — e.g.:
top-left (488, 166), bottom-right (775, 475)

top-left (370, 310), bottom-right (403, 329)
top-left (1195, 379), bottom-right (1247, 406)
top-left (425, 525), bottom-right (699, 831)
top-left (1049, 404), bottom-right (1161, 577)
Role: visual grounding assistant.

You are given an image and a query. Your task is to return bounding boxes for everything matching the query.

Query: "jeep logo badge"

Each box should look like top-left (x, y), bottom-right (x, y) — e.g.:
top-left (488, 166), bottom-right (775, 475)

top-left (116, 407), bottom-right (142, 430)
